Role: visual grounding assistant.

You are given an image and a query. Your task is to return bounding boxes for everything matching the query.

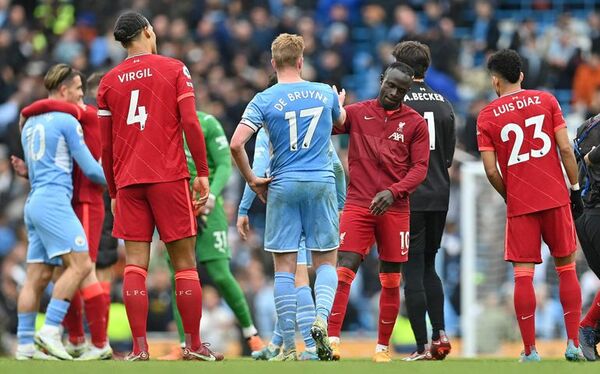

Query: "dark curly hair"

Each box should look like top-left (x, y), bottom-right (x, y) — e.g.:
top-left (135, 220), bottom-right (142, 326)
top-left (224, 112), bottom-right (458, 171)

top-left (113, 11), bottom-right (149, 46)
top-left (487, 49), bottom-right (522, 84)
top-left (392, 41), bottom-right (431, 79)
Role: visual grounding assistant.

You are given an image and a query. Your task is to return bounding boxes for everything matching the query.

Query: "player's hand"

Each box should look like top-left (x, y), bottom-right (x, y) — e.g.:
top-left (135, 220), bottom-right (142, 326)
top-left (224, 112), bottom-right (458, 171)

top-left (111, 198), bottom-right (116, 216)
top-left (332, 85), bottom-right (346, 107)
top-left (192, 176), bottom-right (210, 211)
top-left (370, 190), bottom-right (394, 216)
top-left (10, 155), bottom-right (28, 178)
top-left (570, 189), bottom-right (584, 220)
top-left (249, 176), bottom-right (272, 203)
top-left (237, 215), bottom-right (250, 241)
top-left (201, 193), bottom-right (216, 215)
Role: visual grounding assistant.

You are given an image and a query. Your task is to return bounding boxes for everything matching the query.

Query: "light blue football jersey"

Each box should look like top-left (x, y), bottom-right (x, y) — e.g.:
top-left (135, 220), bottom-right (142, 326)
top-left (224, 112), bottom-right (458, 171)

top-left (21, 112), bottom-right (105, 195)
top-left (240, 81), bottom-right (340, 182)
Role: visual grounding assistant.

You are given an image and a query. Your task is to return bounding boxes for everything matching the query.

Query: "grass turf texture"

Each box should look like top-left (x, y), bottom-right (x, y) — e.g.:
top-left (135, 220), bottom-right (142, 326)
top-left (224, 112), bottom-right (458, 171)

top-left (1, 358), bottom-right (599, 374)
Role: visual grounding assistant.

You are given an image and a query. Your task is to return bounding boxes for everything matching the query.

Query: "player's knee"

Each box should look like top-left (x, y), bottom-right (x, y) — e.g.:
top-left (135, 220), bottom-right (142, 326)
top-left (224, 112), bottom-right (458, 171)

top-left (72, 256), bottom-right (93, 279)
top-left (379, 272), bottom-right (402, 289)
top-left (337, 252), bottom-right (361, 272)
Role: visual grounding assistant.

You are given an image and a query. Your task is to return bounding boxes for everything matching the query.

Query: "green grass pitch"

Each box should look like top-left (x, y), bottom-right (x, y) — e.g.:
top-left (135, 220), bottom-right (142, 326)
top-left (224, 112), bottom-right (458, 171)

top-left (1, 358), bottom-right (599, 374)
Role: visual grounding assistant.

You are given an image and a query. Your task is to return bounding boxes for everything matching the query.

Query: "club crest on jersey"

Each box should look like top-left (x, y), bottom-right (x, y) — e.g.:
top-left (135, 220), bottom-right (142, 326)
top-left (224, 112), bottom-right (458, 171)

top-left (388, 122), bottom-right (405, 142)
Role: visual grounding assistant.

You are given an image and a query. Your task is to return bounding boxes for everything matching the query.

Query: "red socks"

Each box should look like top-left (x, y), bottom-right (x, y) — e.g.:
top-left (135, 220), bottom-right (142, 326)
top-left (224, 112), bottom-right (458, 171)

top-left (378, 273), bottom-right (401, 346)
top-left (82, 283), bottom-right (108, 348)
top-left (175, 269), bottom-right (203, 351)
top-left (123, 265), bottom-right (149, 354)
top-left (514, 267), bottom-right (536, 355)
top-left (100, 281), bottom-right (111, 328)
top-left (63, 291), bottom-right (85, 345)
top-left (328, 267), bottom-right (356, 338)
top-left (556, 263), bottom-right (582, 346)
top-left (581, 291), bottom-right (600, 328)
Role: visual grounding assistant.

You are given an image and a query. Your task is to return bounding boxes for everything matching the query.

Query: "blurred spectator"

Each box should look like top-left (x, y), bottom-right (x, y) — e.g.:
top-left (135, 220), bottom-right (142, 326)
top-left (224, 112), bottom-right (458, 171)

top-left (572, 50), bottom-right (600, 109)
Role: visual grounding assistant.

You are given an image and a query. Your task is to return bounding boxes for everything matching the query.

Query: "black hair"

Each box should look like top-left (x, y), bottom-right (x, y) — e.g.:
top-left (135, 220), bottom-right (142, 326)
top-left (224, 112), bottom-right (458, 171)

top-left (487, 49), bottom-right (522, 84)
top-left (392, 40), bottom-right (431, 79)
top-left (383, 62), bottom-right (414, 80)
top-left (114, 11), bottom-right (149, 45)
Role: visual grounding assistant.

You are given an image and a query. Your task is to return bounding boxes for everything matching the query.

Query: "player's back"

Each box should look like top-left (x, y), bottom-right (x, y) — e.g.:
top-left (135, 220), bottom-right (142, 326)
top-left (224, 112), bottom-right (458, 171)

top-left (21, 112), bottom-right (81, 194)
top-left (404, 81), bottom-right (455, 211)
top-left (244, 81), bottom-right (339, 183)
top-left (97, 53), bottom-right (192, 188)
top-left (477, 89), bottom-right (569, 216)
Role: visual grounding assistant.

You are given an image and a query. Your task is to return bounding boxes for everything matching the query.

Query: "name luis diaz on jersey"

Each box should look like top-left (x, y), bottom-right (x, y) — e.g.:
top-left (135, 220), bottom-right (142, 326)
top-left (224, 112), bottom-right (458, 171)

top-left (273, 90), bottom-right (329, 111)
top-left (388, 122), bottom-right (405, 142)
top-left (493, 95), bottom-right (541, 117)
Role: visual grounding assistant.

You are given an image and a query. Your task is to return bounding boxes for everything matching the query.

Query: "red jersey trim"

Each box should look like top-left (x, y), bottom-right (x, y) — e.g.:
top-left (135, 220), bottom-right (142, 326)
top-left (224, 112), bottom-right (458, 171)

top-left (177, 92), bottom-right (194, 102)
top-left (554, 123), bottom-right (566, 132)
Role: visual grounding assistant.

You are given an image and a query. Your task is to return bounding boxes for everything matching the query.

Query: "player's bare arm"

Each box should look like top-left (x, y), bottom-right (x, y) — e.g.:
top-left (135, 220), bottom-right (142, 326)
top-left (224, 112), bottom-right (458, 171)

top-left (481, 150), bottom-right (506, 200)
top-left (230, 124), bottom-right (272, 203)
top-left (555, 127), bottom-right (583, 219)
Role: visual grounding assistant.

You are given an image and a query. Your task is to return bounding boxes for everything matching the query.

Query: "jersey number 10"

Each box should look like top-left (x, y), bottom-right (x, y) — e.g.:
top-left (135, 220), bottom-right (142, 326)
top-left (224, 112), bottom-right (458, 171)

top-left (285, 106), bottom-right (324, 151)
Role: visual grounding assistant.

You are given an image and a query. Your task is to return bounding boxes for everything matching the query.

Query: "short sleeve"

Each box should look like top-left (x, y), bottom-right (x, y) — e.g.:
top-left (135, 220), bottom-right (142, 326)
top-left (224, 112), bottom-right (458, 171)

top-left (62, 116), bottom-right (86, 153)
top-left (176, 62), bottom-right (195, 103)
top-left (96, 79), bottom-right (111, 117)
top-left (240, 95), bottom-right (264, 132)
top-left (477, 112), bottom-right (495, 152)
top-left (548, 94), bottom-right (567, 132)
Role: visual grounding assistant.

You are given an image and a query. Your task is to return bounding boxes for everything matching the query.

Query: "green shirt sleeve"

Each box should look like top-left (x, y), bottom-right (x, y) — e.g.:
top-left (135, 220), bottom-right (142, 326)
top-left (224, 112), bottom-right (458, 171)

top-left (201, 112), bottom-right (231, 197)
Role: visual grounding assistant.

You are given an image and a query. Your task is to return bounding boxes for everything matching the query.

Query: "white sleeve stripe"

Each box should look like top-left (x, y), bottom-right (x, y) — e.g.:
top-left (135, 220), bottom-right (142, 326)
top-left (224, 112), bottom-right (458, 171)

top-left (240, 119), bottom-right (260, 131)
top-left (98, 109), bottom-right (112, 116)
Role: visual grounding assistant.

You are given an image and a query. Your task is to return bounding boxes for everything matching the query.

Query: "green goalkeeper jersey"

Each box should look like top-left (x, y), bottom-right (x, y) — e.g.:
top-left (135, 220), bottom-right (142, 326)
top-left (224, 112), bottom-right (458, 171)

top-left (184, 111), bottom-right (231, 197)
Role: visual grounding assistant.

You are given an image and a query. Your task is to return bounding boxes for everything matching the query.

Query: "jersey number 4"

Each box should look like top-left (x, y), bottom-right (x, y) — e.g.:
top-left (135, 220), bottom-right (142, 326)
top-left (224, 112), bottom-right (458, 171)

top-left (501, 114), bottom-right (550, 166)
top-left (127, 89), bottom-right (148, 131)
top-left (285, 106), bottom-right (324, 151)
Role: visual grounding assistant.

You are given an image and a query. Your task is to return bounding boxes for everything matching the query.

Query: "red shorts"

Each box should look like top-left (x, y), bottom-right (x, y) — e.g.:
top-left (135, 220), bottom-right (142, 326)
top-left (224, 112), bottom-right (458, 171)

top-left (113, 178), bottom-right (197, 243)
top-left (73, 200), bottom-right (105, 262)
top-left (339, 204), bottom-right (410, 263)
top-left (505, 204), bottom-right (576, 264)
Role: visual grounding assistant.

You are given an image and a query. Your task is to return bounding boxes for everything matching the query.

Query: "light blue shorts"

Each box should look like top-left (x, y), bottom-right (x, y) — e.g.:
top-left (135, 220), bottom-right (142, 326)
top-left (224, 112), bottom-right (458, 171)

top-left (297, 238), bottom-right (312, 267)
top-left (264, 180), bottom-right (339, 253)
top-left (24, 187), bottom-right (88, 265)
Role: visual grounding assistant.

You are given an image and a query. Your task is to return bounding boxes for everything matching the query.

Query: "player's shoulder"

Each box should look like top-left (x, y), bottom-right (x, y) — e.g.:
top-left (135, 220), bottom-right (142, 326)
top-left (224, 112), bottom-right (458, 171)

top-left (147, 54), bottom-right (184, 67)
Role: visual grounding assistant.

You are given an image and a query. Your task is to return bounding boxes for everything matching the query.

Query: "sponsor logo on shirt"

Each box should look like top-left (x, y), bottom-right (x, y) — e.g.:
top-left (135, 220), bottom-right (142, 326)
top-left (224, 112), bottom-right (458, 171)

top-left (388, 122), bottom-right (405, 142)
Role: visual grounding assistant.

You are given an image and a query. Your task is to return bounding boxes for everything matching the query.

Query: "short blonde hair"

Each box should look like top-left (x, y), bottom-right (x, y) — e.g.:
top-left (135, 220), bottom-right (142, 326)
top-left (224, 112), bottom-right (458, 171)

top-left (271, 33), bottom-right (304, 69)
top-left (44, 63), bottom-right (79, 92)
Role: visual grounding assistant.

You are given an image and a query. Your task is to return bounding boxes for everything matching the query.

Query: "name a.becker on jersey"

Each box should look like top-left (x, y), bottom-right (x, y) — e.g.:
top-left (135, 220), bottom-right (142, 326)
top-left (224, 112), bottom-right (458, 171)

top-left (273, 89), bottom-right (329, 111)
top-left (492, 95), bottom-right (542, 117)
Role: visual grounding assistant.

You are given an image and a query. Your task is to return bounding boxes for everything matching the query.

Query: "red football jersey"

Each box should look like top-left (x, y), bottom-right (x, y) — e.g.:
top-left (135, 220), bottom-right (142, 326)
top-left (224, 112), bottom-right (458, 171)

top-left (72, 104), bottom-right (103, 204)
top-left (97, 53), bottom-right (195, 190)
top-left (334, 99), bottom-right (430, 213)
top-left (477, 89), bottom-right (570, 217)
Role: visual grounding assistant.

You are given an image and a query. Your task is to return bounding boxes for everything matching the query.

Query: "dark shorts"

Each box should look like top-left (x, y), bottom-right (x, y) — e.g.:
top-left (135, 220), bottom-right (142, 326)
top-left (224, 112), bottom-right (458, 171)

top-left (409, 211), bottom-right (447, 256)
top-left (575, 209), bottom-right (600, 277)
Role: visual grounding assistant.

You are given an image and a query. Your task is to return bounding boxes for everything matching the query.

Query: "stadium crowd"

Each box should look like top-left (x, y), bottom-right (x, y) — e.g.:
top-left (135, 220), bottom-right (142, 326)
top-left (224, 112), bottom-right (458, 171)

top-left (1, 0), bottom-right (600, 355)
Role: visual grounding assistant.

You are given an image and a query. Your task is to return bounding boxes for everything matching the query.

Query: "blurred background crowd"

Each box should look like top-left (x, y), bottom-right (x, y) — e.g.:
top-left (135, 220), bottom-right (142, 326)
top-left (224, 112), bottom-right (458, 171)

top-left (1, 0), bottom-right (600, 356)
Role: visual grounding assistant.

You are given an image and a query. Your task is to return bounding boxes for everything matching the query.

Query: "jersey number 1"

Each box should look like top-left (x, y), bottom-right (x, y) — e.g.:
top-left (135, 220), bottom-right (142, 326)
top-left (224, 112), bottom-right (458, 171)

top-left (285, 106), bottom-right (324, 151)
top-left (127, 89), bottom-right (148, 131)
top-left (423, 111), bottom-right (435, 150)
top-left (501, 114), bottom-right (550, 166)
